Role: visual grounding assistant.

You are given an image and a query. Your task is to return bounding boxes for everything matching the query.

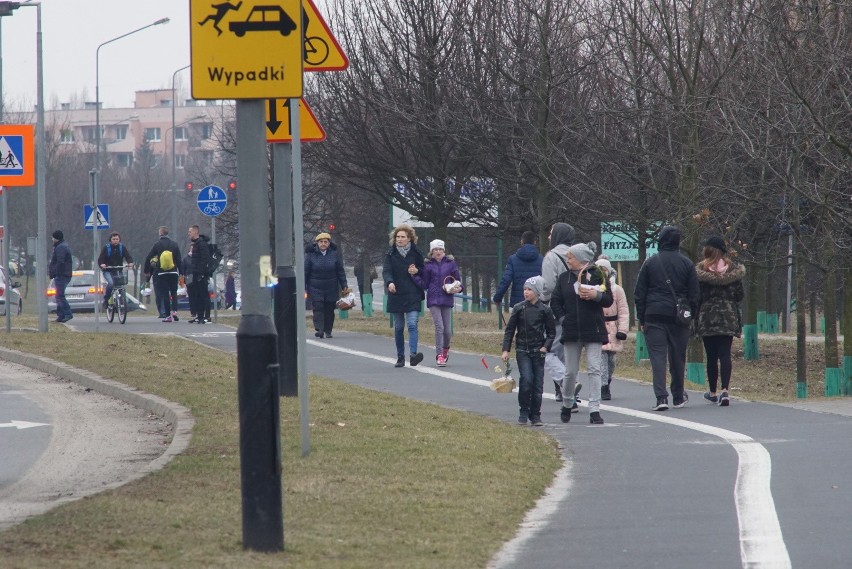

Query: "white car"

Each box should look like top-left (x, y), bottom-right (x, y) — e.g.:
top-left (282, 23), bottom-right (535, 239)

top-left (0, 266), bottom-right (23, 316)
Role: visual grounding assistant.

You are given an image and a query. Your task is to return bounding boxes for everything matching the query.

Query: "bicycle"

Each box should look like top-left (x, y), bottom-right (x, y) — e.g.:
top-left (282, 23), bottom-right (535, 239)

top-left (304, 35), bottom-right (329, 66)
top-left (103, 265), bottom-right (130, 324)
top-left (203, 203), bottom-right (222, 215)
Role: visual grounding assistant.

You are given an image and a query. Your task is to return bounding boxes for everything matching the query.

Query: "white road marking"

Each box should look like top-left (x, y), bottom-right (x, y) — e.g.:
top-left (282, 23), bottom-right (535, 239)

top-left (311, 340), bottom-right (792, 569)
top-left (0, 420), bottom-right (50, 430)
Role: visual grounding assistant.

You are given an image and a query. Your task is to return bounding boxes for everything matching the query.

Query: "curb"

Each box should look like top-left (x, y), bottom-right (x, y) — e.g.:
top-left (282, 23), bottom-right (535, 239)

top-left (0, 345), bottom-right (194, 480)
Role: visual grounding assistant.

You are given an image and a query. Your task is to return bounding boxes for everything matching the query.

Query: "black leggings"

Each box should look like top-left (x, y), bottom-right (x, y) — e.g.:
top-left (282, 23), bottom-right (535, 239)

top-left (702, 335), bottom-right (733, 393)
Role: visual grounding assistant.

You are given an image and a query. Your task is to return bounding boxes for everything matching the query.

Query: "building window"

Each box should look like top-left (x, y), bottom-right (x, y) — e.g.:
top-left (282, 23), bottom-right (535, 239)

top-left (83, 126), bottom-right (99, 143)
top-left (175, 154), bottom-right (186, 169)
top-left (144, 127), bottom-right (161, 142)
top-left (59, 129), bottom-right (74, 144)
top-left (201, 123), bottom-right (213, 139)
top-left (114, 125), bottom-right (128, 141)
top-left (115, 153), bottom-right (133, 168)
top-left (197, 151), bottom-right (214, 167)
top-left (175, 127), bottom-right (188, 141)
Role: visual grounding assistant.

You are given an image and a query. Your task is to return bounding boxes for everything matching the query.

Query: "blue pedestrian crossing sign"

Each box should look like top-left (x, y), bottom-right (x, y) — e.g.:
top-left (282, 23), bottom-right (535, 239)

top-left (197, 185), bottom-right (227, 217)
top-left (84, 204), bottom-right (110, 230)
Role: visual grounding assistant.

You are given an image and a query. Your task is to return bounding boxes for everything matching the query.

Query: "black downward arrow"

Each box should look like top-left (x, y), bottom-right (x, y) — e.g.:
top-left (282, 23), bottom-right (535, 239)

top-left (267, 99), bottom-right (281, 134)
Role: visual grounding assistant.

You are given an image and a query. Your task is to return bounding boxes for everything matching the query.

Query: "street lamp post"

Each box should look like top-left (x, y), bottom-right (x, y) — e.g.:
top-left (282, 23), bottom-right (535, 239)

top-left (93, 17), bottom-right (168, 324)
top-left (171, 64), bottom-right (190, 233)
top-left (0, 1), bottom-right (49, 331)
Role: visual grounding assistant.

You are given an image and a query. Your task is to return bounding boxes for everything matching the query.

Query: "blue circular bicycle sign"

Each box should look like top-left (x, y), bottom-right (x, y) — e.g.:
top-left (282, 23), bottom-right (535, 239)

top-left (197, 185), bottom-right (227, 217)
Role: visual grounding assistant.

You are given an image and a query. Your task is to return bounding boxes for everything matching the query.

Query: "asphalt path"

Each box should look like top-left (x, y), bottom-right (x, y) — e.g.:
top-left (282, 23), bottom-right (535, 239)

top-left (56, 314), bottom-right (852, 567)
top-left (0, 373), bottom-right (51, 492)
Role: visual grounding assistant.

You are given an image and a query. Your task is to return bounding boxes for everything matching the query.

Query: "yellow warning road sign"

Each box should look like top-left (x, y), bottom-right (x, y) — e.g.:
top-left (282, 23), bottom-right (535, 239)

top-left (302, 0), bottom-right (349, 72)
top-left (266, 98), bottom-right (326, 143)
top-left (0, 124), bottom-right (35, 187)
top-left (190, 0), bottom-right (303, 99)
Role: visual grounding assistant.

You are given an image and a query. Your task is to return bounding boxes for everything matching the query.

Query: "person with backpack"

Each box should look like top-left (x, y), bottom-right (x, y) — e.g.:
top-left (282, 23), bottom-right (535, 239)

top-left (98, 232), bottom-right (134, 310)
top-left (144, 226), bottom-right (182, 322)
top-left (187, 224), bottom-right (212, 324)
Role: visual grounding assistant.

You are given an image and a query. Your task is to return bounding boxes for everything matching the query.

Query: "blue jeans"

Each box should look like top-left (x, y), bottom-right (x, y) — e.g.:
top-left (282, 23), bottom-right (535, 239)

top-left (393, 310), bottom-right (420, 357)
top-left (53, 275), bottom-right (72, 320)
top-left (103, 271), bottom-right (115, 304)
top-left (516, 350), bottom-right (546, 420)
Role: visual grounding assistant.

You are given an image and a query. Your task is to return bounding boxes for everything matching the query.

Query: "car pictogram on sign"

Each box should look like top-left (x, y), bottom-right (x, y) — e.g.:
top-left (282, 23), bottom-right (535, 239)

top-left (229, 5), bottom-right (297, 37)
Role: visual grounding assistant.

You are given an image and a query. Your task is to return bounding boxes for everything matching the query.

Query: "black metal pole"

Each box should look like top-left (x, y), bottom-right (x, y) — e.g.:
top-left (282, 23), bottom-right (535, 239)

top-left (237, 314), bottom-right (283, 551)
top-left (275, 265), bottom-right (298, 396)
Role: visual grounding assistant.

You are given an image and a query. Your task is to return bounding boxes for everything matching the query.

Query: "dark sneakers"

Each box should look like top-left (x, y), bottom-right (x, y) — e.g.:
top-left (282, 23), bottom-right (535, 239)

top-left (394, 356), bottom-right (405, 368)
top-left (673, 393), bottom-right (689, 408)
top-left (530, 416), bottom-right (544, 427)
top-left (589, 412), bottom-right (604, 425)
top-left (315, 331), bottom-right (324, 338)
top-left (652, 397), bottom-right (669, 411)
top-left (410, 352), bottom-right (424, 367)
top-left (560, 406), bottom-right (572, 423)
top-left (518, 414), bottom-right (529, 425)
top-left (719, 391), bottom-right (730, 406)
top-left (704, 392), bottom-right (719, 403)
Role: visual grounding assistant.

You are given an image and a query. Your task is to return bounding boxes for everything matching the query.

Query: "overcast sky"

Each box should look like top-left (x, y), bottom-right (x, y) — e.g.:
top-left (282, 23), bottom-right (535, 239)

top-left (2, 1), bottom-right (195, 110)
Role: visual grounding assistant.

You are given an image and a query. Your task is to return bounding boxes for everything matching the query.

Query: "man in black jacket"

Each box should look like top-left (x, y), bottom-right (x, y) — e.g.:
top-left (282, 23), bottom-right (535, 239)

top-left (48, 230), bottom-right (74, 323)
top-left (634, 226), bottom-right (700, 411)
top-left (144, 226), bottom-right (182, 322)
top-left (187, 224), bottom-right (212, 323)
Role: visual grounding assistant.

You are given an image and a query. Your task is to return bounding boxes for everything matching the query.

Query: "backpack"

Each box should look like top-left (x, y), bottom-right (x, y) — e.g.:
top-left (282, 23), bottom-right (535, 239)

top-left (206, 243), bottom-right (223, 277)
top-left (106, 243), bottom-right (123, 258)
top-left (158, 249), bottom-right (176, 271)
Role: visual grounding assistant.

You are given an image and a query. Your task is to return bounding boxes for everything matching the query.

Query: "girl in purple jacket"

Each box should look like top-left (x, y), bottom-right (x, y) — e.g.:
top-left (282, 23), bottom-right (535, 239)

top-left (412, 239), bottom-right (463, 367)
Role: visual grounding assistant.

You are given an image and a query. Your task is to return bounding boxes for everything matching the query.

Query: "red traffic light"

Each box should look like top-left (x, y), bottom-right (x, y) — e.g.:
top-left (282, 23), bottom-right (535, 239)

top-left (184, 181), bottom-right (194, 191)
top-left (227, 179), bottom-right (237, 191)
top-left (328, 224), bottom-right (336, 231)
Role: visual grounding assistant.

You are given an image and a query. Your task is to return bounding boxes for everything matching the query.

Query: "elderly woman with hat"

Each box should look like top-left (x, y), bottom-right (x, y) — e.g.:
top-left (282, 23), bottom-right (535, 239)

top-left (412, 238), bottom-right (463, 367)
top-left (549, 241), bottom-right (613, 425)
top-left (695, 236), bottom-right (745, 407)
top-left (305, 231), bottom-right (348, 338)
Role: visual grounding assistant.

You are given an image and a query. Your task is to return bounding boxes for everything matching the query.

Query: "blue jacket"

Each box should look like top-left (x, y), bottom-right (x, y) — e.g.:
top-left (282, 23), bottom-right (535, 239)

top-left (382, 243), bottom-right (425, 313)
top-left (413, 255), bottom-right (463, 308)
top-left (305, 241), bottom-right (347, 303)
top-left (493, 243), bottom-right (543, 306)
top-left (49, 240), bottom-right (73, 279)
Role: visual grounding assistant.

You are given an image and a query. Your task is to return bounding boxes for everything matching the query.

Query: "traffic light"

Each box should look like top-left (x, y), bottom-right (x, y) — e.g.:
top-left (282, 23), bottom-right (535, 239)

top-left (328, 223), bottom-right (336, 231)
top-left (227, 179), bottom-right (237, 191)
top-left (185, 181), bottom-right (194, 191)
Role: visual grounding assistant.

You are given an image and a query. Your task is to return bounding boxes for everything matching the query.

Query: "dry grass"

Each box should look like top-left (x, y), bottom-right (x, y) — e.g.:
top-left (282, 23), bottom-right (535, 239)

top-left (0, 326), bottom-right (561, 568)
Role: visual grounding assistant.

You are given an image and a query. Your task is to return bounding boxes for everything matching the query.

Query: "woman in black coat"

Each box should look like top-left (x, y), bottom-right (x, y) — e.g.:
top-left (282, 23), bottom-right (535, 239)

top-left (305, 232), bottom-right (348, 338)
top-left (382, 224), bottom-right (425, 367)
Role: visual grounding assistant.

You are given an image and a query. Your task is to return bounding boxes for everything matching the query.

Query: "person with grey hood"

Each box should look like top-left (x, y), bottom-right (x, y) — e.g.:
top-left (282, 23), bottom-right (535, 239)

top-left (540, 222), bottom-right (576, 404)
top-left (634, 225), bottom-right (700, 411)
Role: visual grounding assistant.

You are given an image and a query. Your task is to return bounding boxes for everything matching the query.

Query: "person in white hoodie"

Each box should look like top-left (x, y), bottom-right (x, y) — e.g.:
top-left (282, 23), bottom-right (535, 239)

top-left (540, 222), bottom-right (576, 404)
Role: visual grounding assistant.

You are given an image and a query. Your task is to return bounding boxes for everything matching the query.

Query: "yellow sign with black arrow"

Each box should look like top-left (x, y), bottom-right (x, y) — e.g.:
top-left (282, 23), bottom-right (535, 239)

top-left (265, 98), bottom-right (326, 143)
top-left (190, 0), bottom-right (303, 99)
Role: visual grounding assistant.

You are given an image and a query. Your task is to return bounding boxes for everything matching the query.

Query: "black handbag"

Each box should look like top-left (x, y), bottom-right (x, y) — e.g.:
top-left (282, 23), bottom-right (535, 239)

top-left (656, 256), bottom-right (692, 327)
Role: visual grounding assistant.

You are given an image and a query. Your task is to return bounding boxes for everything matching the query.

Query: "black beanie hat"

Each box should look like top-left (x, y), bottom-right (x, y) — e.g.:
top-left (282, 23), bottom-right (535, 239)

top-left (52, 230), bottom-right (64, 241)
top-left (704, 235), bottom-right (726, 253)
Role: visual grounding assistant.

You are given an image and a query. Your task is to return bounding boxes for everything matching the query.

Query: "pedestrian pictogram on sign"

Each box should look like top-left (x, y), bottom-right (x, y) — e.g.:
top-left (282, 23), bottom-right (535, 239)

top-left (266, 98), bottom-right (326, 143)
top-left (0, 125), bottom-right (35, 187)
top-left (84, 204), bottom-right (110, 230)
top-left (302, 0), bottom-right (349, 72)
top-left (190, 0), bottom-right (303, 99)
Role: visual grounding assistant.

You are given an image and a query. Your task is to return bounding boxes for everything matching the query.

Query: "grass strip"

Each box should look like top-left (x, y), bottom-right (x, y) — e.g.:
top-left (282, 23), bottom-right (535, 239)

top-left (0, 329), bottom-right (560, 569)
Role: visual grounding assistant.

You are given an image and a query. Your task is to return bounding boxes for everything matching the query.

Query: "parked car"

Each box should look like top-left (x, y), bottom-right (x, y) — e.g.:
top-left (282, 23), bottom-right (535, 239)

top-left (47, 270), bottom-right (146, 313)
top-left (0, 267), bottom-right (23, 316)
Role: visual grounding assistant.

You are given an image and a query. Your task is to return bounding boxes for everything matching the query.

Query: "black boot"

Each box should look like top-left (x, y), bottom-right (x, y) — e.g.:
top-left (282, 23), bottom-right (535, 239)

top-left (394, 356), bottom-right (405, 368)
top-left (601, 384), bottom-right (611, 401)
top-left (554, 381), bottom-right (563, 402)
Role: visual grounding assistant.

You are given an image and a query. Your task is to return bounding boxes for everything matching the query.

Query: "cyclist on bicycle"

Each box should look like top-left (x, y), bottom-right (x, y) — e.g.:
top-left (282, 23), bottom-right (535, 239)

top-left (98, 232), bottom-right (134, 309)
